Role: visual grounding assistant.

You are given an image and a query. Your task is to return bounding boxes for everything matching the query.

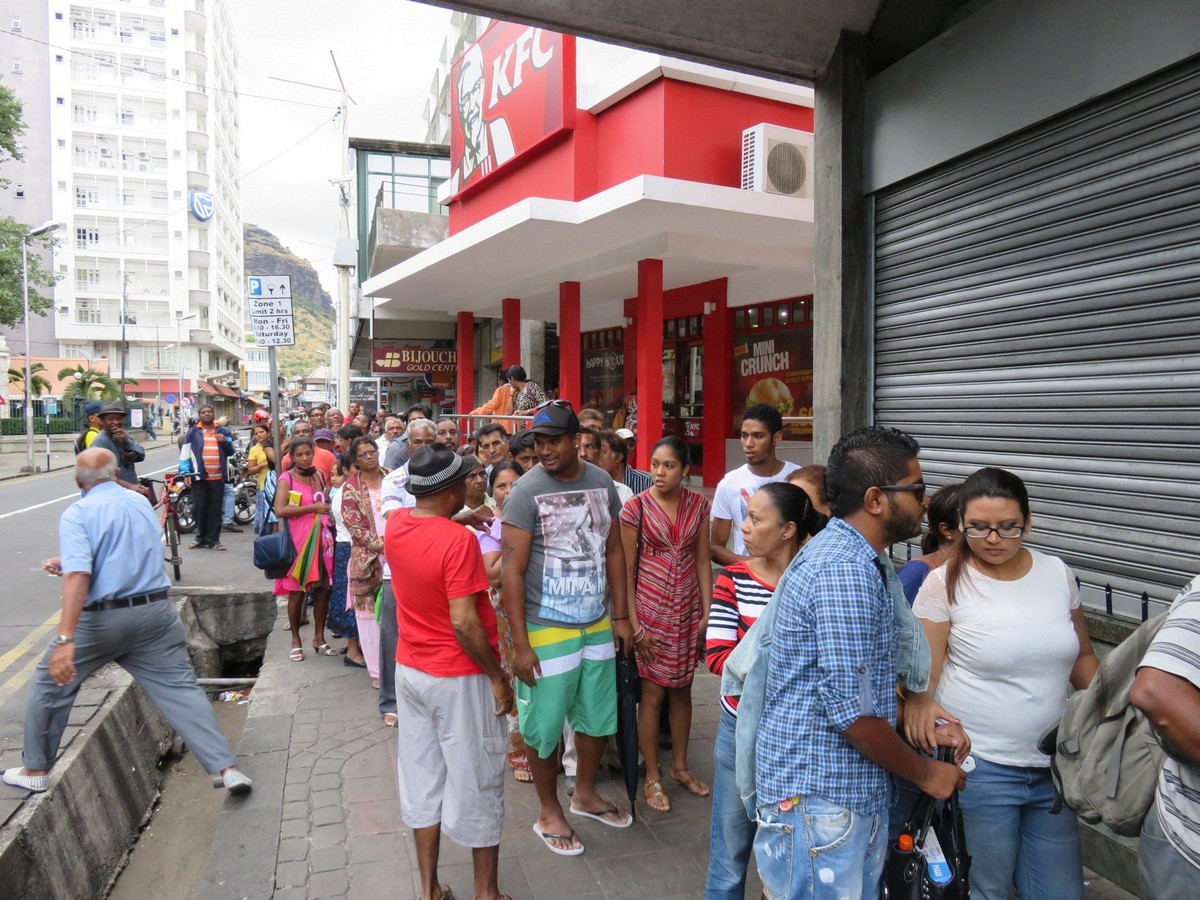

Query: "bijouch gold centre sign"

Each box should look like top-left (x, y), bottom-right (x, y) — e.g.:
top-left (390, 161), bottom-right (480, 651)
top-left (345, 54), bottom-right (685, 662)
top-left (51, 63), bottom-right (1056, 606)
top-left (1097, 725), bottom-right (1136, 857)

top-left (371, 346), bottom-right (457, 376)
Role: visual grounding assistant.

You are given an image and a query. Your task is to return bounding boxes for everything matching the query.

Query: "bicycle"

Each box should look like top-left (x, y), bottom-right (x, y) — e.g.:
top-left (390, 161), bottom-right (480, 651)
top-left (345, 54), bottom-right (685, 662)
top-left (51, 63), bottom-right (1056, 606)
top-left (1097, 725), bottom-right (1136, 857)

top-left (140, 472), bottom-right (190, 581)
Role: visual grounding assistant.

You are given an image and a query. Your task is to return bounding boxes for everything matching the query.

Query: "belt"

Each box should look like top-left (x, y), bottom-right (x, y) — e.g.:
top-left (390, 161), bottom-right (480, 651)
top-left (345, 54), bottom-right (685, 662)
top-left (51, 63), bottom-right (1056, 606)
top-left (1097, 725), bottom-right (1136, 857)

top-left (87, 588), bottom-right (170, 612)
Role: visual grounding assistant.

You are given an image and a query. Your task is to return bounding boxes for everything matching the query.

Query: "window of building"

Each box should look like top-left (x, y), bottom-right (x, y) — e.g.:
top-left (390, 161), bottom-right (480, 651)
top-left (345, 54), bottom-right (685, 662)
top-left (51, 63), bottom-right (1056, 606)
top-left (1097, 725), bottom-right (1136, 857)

top-left (11, 16), bottom-right (21, 30)
top-left (15, 184), bottom-right (24, 198)
top-left (11, 60), bottom-right (22, 74)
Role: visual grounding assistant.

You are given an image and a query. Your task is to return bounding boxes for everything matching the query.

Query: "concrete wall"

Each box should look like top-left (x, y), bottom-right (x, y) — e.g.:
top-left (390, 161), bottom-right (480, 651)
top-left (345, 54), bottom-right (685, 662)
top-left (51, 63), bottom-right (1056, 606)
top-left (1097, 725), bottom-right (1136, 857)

top-left (864, 0), bottom-right (1200, 192)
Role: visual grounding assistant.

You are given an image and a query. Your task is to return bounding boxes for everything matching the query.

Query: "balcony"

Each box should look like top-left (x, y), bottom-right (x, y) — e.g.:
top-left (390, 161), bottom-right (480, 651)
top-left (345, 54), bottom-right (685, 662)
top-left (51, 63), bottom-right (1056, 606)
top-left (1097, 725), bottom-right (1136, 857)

top-left (188, 170), bottom-right (209, 190)
top-left (185, 49), bottom-right (207, 70)
top-left (184, 8), bottom-right (206, 30)
top-left (368, 207), bottom-right (449, 277)
top-left (186, 129), bottom-right (209, 151)
top-left (186, 89), bottom-right (208, 112)
top-left (188, 249), bottom-right (210, 268)
top-left (189, 289), bottom-right (212, 307)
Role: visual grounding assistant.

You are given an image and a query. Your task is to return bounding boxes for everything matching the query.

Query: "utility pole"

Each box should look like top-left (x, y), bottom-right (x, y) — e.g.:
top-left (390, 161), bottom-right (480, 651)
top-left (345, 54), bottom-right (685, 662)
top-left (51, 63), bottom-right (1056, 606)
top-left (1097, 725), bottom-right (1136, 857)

top-left (330, 50), bottom-right (355, 413)
top-left (119, 267), bottom-right (128, 402)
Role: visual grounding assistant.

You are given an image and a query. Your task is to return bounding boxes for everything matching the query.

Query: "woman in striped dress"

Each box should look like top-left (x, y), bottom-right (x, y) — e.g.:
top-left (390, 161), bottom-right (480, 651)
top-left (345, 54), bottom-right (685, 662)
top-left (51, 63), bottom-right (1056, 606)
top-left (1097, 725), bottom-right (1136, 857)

top-left (620, 436), bottom-right (712, 813)
top-left (704, 480), bottom-right (822, 899)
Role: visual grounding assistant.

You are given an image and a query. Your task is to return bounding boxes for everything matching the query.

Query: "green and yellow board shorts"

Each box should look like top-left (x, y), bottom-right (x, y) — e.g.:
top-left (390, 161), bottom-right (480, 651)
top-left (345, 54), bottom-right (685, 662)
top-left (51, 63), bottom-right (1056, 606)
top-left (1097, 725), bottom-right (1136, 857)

top-left (516, 617), bottom-right (617, 759)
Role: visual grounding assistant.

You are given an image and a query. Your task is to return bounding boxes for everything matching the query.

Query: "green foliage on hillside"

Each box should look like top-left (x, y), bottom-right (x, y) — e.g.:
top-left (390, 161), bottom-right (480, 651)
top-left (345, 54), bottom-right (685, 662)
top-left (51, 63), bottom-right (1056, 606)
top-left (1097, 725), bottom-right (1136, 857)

top-left (243, 224), bottom-right (334, 377)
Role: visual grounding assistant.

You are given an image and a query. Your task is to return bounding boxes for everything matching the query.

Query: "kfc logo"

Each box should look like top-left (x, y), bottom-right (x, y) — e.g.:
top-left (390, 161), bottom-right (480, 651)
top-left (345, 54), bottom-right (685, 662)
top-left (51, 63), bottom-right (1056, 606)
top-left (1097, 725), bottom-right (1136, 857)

top-left (446, 22), bottom-right (574, 199)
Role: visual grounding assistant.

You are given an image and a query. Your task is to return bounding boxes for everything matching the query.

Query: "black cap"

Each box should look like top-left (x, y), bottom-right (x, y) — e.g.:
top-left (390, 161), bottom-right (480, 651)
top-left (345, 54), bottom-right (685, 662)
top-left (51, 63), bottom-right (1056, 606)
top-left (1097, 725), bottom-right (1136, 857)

top-left (97, 401), bottom-right (126, 417)
top-left (529, 400), bottom-right (580, 436)
top-left (407, 445), bottom-right (474, 496)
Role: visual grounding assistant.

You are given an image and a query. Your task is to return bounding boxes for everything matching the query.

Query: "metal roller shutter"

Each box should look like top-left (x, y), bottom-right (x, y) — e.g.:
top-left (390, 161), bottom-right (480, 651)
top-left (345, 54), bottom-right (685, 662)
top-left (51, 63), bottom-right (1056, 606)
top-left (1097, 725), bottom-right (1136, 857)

top-left (873, 55), bottom-right (1200, 619)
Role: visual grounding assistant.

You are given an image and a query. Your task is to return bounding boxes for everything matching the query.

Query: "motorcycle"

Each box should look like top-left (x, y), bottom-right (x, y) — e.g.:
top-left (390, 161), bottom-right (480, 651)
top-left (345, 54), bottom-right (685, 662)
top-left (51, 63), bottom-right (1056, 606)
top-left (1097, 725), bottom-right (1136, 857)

top-left (173, 476), bottom-right (196, 533)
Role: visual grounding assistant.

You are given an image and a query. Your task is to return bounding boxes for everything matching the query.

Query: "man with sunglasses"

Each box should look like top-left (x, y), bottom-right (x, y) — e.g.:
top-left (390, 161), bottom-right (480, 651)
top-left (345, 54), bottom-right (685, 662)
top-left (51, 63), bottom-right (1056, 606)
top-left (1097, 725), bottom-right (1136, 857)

top-left (752, 426), bottom-right (967, 900)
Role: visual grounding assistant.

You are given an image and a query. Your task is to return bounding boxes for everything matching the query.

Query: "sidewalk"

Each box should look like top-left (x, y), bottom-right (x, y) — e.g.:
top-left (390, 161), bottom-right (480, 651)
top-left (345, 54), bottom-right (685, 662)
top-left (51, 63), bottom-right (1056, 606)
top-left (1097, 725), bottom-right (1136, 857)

top-left (200, 621), bottom-right (1140, 900)
top-left (204, 620), bottom-right (745, 900)
top-left (0, 434), bottom-right (178, 480)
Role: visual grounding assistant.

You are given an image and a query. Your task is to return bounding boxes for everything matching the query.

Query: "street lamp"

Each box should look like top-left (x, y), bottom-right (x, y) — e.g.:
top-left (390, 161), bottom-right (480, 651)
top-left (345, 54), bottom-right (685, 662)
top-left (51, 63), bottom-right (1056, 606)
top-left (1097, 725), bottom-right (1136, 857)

top-left (176, 312), bottom-right (197, 432)
top-left (21, 220), bottom-right (61, 474)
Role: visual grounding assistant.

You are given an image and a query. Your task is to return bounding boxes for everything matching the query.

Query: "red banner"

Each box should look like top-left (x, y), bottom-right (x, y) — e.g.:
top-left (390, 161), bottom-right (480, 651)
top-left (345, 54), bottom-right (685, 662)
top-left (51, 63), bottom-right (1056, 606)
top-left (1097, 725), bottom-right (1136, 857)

top-left (446, 21), bottom-right (574, 199)
top-left (731, 325), bottom-right (813, 439)
top-left (371, 346), bottom-right (457, 376)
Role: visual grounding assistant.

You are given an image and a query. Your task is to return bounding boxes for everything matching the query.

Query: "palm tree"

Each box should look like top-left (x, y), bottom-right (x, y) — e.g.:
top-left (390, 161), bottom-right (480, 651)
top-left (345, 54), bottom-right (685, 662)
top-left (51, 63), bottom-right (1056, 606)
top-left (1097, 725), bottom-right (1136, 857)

top-left (58, 366), bottom-right (120, 401)
top-left (8, 362), bottom-right (52, 397)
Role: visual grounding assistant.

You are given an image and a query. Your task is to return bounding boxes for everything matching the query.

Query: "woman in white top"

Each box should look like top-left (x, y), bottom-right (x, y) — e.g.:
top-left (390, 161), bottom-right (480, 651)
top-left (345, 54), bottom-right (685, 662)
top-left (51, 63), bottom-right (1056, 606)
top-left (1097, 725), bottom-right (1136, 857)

top-left (905, 466), bottom-right (1099, 900)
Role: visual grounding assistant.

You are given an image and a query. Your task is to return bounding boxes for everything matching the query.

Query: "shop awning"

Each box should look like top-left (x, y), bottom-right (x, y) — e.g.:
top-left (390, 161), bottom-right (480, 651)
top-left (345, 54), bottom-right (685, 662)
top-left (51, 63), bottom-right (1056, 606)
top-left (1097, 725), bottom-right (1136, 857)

top-left (198, 381), bottom-right (240, 398)
top-left (363, 174), bottom-right (814, 330)
top-left (120, 377), bottom-right (189, 395)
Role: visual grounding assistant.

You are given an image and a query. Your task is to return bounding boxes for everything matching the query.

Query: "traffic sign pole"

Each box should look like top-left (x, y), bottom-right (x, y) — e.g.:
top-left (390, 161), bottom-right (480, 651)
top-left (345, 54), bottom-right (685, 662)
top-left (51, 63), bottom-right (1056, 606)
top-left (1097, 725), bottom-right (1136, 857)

top-left (269, 346), bottom-right (282, 471)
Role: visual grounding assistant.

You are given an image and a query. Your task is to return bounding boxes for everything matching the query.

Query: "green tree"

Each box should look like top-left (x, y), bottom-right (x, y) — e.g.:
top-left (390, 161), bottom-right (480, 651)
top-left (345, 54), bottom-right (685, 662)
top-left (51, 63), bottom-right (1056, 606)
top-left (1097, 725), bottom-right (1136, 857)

top-left (58, 366), bottom-right (120, 401)
top-left (8, 361), bottom-right (51, 396)
top-left (0, 78), bottom-right (60, 327)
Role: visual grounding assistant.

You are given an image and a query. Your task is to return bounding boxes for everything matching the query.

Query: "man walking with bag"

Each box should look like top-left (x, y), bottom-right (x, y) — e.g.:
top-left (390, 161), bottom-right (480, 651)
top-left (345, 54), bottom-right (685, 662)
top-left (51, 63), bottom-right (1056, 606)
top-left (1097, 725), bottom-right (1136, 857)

top-left (3, 448), bottom-right (252, 796)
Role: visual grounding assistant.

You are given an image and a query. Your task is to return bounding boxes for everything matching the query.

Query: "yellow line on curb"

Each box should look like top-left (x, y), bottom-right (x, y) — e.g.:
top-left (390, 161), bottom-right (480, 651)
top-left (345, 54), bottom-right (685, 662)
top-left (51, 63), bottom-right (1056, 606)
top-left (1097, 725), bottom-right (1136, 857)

top-left (0, 652), bottom-right (47, 704)
top-left (0, 611), bottom-right (60, 677)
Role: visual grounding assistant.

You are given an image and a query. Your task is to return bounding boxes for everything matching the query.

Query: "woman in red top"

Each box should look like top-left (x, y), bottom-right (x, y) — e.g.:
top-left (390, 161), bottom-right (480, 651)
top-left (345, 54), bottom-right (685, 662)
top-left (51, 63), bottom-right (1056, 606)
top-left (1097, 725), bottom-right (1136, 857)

top-left (704, 479), bottom-right (823, 898)
top-left (619, 436), bottom-right (712, 813)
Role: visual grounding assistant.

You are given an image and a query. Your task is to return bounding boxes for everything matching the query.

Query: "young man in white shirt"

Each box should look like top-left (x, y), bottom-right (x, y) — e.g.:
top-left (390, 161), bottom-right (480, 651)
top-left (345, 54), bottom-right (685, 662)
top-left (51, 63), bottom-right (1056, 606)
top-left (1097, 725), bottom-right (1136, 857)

top-left (710, 403), bottom-right (799, 566)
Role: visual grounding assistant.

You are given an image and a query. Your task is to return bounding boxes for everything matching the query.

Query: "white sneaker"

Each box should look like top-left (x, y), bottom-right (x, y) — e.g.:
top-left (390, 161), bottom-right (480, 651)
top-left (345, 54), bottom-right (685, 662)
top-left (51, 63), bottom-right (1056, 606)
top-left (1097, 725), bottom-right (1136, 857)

top-left (3, 768), bottom-right (48, 793)
top-left (216, 769), bottom-right (253, 795)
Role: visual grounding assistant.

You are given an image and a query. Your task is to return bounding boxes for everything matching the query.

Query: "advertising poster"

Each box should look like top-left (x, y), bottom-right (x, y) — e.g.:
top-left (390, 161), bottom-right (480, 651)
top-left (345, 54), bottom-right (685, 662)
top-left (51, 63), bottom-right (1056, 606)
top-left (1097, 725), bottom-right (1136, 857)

top-left (582, 349), bottom-right (625, 418)
top-left (371, 345), bottom-right (457, 376)
top-left (731, 325), bottom-right (813, 439)
top-left (446, 22), bottom-right (574, 199)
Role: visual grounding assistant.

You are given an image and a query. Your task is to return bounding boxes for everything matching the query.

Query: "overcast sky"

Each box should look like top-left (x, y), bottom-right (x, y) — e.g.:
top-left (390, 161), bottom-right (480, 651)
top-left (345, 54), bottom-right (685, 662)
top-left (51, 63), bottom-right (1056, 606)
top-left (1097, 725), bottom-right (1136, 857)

top-left (228, 1), bottom-right (453, 294)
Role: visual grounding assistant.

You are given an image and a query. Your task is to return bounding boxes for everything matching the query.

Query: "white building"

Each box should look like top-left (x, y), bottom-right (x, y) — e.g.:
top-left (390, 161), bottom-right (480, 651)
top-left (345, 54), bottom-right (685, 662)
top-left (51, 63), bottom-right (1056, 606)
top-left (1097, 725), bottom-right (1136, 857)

top-left (1, 0), bottom-right (244, 412)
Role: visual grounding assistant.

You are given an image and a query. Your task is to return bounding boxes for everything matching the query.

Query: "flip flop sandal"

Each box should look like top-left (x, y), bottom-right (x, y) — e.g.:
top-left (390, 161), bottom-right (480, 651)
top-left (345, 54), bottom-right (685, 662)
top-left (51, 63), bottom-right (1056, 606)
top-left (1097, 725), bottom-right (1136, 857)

top-left (569, 803), bottom-right (633, 828)
top-left (382, 713), bottom-right (398, 727)
top-left (433, 887), bottom-right (454, 900)
top-left (288, 648), bottom-right (304, 662)
top-left (531, 822), bottom-right (584, 856)
top-left (312, 643), bottom-right (338, 656)
top-left (188, 542), bottom-right (206, 550)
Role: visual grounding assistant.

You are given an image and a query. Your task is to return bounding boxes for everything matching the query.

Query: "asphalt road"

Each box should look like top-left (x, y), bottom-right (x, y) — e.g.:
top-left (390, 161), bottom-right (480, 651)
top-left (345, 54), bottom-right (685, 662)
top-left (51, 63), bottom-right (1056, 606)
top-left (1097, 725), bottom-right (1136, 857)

top-left (0, 443), bottom-right (268, 761)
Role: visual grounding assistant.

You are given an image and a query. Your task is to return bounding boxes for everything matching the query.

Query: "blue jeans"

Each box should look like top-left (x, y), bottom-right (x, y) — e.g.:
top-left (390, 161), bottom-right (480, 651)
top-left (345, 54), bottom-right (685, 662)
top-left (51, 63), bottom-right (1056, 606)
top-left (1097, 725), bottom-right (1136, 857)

top-left (706, 711), bottom-right (755, 899)
top-left (753, 795), bottom-right (886, 900)
top-left (956, 757), bottom-right (1082, 900)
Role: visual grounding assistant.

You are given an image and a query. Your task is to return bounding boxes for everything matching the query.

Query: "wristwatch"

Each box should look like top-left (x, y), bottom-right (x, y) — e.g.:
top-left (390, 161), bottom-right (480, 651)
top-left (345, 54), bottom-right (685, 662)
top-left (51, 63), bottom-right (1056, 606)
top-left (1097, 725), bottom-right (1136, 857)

top-left (53, 635), bottom-right (74, 646)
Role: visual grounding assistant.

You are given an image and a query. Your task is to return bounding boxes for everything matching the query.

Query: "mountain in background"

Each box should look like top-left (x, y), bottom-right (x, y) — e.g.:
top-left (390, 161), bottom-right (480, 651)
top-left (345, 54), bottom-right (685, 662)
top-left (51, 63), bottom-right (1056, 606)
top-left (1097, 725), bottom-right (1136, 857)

top-left (243, 224), bottom-right (334, 378)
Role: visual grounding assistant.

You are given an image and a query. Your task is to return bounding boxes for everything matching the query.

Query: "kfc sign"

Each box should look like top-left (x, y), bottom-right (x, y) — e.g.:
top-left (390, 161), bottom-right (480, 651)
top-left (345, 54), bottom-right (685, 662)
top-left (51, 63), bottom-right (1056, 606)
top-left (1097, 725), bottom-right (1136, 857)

top-left (446, 21), bottom-right (575, 199)
top-left (372, 346), bottom-right (458, 375)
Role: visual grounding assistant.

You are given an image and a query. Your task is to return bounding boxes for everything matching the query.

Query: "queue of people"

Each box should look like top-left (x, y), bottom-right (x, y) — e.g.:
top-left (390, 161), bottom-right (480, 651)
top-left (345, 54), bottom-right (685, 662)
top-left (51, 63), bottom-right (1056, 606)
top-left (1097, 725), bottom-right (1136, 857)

top-left (11, 387), bottom-right (1196, 900)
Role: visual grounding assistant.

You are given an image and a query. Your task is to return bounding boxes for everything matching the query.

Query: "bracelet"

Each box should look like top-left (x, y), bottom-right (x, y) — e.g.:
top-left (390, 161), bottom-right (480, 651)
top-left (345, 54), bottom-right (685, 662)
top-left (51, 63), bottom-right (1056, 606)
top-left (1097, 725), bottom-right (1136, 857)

top-left (633, 627), bottom-right (647, 642)
top-left (612, 615), bottom-right (630, 621)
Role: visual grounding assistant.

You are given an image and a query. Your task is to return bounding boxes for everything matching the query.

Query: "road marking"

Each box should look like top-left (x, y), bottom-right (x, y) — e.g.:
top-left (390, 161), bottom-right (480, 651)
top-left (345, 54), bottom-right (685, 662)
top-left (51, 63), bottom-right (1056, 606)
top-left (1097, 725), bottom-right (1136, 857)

top-left (0, 652), bottom-right (48, 703)
top-left (0, 462), bottom-right (174, 521)
top-left (0, 611), bottom-right (60, 676)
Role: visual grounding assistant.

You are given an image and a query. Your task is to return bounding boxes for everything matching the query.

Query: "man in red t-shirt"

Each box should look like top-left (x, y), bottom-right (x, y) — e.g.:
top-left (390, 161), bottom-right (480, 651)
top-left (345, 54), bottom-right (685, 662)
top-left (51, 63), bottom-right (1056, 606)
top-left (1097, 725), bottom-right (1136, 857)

top-left (383, 444), bottom-right (514, 900)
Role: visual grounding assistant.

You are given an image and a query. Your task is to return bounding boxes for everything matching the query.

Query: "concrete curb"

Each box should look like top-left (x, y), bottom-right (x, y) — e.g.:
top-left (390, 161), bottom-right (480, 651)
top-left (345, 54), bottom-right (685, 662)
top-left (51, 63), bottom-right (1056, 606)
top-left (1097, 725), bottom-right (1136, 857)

top-left (0, 670), bottom-right (172, 900)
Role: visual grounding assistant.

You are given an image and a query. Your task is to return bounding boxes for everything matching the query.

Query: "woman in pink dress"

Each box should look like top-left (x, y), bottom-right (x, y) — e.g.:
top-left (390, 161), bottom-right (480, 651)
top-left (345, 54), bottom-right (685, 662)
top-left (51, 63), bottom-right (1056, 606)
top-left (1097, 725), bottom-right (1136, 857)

top-left (619, 435), bottom-right (712, 813)
top-left (273, 437), bottom-right (335, 662)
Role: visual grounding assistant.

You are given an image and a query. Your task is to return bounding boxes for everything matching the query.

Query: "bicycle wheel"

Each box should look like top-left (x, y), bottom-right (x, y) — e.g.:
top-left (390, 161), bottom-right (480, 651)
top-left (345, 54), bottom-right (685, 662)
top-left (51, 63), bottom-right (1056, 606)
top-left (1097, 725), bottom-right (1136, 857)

top-left (233, 483), bottom-right (256, 525)
top-left (175, 489), bottom-right (196, 533)
top-left (165, 516), bottom-right (182, 581)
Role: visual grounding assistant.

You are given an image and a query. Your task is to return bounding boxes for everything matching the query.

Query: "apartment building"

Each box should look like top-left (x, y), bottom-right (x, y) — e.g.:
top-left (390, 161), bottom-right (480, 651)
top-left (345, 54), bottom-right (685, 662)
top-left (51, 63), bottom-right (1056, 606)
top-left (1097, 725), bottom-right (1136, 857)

top-left (1, 0), bottom-right (243, 412)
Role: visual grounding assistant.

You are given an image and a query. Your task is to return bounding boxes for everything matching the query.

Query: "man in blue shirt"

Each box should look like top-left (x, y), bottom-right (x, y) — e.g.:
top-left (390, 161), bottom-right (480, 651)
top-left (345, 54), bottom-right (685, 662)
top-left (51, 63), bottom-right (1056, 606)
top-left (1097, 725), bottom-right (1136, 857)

top-left (2, 448), bottom-right (252, 796)
top-left (753, 426), bottom-right (967, 899)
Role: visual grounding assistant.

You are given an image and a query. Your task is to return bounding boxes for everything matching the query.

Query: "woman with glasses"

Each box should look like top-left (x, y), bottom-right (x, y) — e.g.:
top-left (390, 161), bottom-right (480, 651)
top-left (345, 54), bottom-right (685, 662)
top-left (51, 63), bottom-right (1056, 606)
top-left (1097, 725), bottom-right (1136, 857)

top-left (904, 466), bottom-right (1099, 900)
top-left (339, 437), bottom-right (390, 682)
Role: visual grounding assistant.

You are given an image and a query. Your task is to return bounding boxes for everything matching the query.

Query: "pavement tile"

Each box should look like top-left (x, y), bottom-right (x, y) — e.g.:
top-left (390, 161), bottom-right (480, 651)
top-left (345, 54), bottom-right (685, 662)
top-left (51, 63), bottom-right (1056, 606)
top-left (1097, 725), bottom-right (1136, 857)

top-left (280, 817), bottom-right (309, 840)
top-left (282, 783), bottom-right (308, 804)
top-left (343, 773), bottom-right (396, 803)
top-left (272, 888), bottom-right (308, 900)
top-left (347, 831), bottom-right (408, 865)
top-left (285, 766), bottom-right (314, 786)
top-left (277, 836), bottom-right (309, 863)
top-left (346, 797), bottom-right (404, 836)
top-left (309, 772), bottom-right (341, 793)
top-left (289, 750), bottom-right (319, 768)
top-left (310, 822), bottom-right (348, 848)
top-left (309, 868), bottom-right (350, 898)
top-left (274, 860), bottom-right (309, 889)
top-left (309, 844), bottom-right (348, 873)
top-left (518, 852), bottom-right (601, 900)
top-left (312, 804), bottom-right (345, 827)
top-left (347, 860), bottom-right (410, 899)
top-left (311, 756), bottom-right (343, 776)
top-left (310, 788), bottom-right (342, 810)
top-left (281, 800), bottom-right (309, 821)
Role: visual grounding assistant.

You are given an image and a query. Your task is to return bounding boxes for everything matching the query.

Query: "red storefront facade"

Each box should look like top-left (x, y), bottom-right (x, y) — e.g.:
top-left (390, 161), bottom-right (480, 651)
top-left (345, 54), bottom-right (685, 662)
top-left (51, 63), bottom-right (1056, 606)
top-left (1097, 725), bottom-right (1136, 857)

top-left (365, 23), bottom-right (816, 484)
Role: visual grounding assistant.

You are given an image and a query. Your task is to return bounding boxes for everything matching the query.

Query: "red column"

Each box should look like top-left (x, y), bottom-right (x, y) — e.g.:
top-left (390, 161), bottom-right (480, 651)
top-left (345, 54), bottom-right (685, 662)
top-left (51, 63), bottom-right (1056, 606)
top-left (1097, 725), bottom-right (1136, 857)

top-left (558, 282), bottom-right (581, 407)
top-left (456, 311), bottom-right (474, 431)
top-left (703, 280), bottom-right (731, 487)
top-left (502, 297), bottom-right (521, 371)
top-left (635, 259), bottom-right (664, 470)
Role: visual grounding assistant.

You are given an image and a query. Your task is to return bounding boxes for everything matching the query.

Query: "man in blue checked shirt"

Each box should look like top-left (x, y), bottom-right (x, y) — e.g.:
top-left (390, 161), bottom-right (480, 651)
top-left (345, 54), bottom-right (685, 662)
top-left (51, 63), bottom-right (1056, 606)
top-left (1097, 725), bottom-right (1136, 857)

top-left (754, 426), bottom-right (968, 900)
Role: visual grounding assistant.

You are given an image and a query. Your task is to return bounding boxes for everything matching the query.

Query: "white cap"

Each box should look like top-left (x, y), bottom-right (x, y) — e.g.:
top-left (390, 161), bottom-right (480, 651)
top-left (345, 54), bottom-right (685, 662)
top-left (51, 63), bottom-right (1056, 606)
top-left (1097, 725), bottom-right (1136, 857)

top-left (615, 428), bottom-right (635, 441)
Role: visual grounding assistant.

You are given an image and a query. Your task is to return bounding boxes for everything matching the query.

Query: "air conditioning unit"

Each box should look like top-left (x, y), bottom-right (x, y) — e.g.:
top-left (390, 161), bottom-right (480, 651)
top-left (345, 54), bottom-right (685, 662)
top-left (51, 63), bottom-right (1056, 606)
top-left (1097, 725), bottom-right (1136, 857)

top-left (137, 151), bottom-right (150, 160)
top-left (100, 147), bottom-right (111, 156)
top-left (741, 123), bottom-right (814, 199)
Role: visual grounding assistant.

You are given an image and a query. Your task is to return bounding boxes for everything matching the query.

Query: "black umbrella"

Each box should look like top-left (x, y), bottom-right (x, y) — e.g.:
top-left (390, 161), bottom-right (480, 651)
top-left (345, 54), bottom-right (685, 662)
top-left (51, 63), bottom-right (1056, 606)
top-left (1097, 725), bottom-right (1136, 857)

top-left (614, 648), bottom-right (641, 822)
